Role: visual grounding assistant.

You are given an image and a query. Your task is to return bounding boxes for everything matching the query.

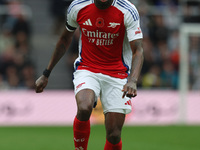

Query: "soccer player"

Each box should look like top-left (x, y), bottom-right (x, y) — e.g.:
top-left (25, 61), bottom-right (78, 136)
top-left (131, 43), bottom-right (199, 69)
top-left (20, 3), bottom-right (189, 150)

top-left (35, 0), bottom-right (143, 149)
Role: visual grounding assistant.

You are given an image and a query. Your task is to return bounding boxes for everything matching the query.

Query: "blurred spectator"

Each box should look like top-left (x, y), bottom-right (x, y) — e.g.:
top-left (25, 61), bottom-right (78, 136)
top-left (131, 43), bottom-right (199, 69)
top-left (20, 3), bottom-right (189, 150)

top-left (142, 65), bottom-right (161, 88)
top-left (141, 37), bottom-right (154, 75)
top-left (170, 49), bottom-right (179, 71)
top-left (168, 29), bottom-right (179, 52)
top-left (160, 60), bottom-right (178, 89)
top-left (183, 1), bottom-right (200, 23)
top-left (21, 63), bottom-right (36, 89)
top-left (162, 6), bottom-right (181, 31)
top-left (3, 0), bottom-right (32, 42)
top-left (0, 0), bottom-right (35, 89)
top-left (2, 0), bottom-right (23, 31)
top-left (0, 27), bottom-right (15, 55)
top-left (15, 31), bottom-right (30, 55)
top-left (5, 64), bottom-right (20, 88)
top-left (148, 15), bottom-right (169, 45)
top-left (11, 14), bottom-right (31, 41)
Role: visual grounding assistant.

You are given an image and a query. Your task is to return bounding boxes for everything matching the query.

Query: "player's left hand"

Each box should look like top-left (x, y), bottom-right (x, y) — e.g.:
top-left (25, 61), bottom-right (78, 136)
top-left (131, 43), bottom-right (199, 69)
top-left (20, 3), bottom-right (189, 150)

top-left (122, 80), bottom-right (137, 98)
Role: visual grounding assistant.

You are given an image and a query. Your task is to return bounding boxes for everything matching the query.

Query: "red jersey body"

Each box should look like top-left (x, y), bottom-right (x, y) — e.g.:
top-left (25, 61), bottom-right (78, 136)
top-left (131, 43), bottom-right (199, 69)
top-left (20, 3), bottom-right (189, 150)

top-left (66, 0), bottom-right (143, 79)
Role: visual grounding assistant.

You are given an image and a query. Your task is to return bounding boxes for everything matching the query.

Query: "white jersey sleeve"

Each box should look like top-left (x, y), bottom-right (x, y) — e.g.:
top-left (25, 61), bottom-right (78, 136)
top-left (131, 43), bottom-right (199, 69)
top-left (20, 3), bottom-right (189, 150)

top-left (66, 0), bottom-right (92, 32)
top-left (66, 0), bottom-right (79, 32)
top-left (123, 1), bottom-right (143, 41)
top-left (113, 0), bottom-right (143, 74)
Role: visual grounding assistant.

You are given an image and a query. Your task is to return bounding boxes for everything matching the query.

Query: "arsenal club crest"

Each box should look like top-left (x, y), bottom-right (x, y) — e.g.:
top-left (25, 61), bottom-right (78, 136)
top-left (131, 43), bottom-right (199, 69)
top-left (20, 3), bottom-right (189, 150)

top-left (96, 17), bottom-right (104, 28)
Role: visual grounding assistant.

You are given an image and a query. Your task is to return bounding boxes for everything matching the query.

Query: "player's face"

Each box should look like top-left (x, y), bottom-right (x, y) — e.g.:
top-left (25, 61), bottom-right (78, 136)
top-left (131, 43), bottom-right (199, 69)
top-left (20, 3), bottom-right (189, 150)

top-left (94, 0), bottom-right (113, 9)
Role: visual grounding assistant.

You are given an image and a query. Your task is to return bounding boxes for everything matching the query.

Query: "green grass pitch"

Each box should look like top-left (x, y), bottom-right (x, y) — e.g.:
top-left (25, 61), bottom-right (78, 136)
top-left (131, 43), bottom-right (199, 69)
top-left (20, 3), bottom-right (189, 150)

top-left (0, 125), bottom-right (200, 150)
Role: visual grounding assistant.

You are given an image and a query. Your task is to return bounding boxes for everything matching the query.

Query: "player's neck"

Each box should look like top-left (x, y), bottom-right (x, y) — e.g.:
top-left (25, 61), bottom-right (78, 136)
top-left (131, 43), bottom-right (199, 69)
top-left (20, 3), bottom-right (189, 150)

top-left (94, 0), bottom-right (113, 9)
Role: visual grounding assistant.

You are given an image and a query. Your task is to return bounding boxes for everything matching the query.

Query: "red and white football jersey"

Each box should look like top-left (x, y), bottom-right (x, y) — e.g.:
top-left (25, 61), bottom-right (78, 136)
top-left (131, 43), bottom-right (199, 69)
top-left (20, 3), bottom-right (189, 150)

top-left (66, 0), bottom-right (143, 79)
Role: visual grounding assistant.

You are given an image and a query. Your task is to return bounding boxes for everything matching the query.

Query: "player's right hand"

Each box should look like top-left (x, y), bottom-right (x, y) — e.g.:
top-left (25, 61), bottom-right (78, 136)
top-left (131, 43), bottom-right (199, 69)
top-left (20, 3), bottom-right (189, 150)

top-left (122, 80), bottom-right (137, 98)
top-left (35, 75), bottom-right (48, 93)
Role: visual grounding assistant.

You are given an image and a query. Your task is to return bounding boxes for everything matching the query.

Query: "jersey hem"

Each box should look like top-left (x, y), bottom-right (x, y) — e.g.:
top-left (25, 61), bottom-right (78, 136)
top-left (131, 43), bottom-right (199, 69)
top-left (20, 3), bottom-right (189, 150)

top-left (76, 68), bottom-right (128, 79)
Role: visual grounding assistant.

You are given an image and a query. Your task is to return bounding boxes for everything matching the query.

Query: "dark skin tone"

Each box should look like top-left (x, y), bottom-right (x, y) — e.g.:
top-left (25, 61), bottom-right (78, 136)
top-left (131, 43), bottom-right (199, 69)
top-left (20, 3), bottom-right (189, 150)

top-left (122, 39), bottom-right (143, 98)
top-left (35, 0), bottom-right (144, 145)
top-left (94, 0), bottom-right (114, 9)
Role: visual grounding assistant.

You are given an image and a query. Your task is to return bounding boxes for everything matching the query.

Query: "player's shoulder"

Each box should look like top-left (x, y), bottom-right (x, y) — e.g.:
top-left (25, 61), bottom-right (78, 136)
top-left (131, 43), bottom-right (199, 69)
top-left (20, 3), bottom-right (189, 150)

top-left (114, 0), bottom-right (134, 5)
top-left (68, 0), bottom-right (92, 14)
top-left (113, 0), bottom-right (139, 21)
top-left (113, 0), bottom-right (138, 10)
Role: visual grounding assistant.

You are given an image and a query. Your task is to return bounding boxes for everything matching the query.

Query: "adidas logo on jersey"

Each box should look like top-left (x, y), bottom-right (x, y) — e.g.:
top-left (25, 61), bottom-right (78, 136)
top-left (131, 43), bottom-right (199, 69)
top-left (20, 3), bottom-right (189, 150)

top-left (125, 100), bottom-right (132, 106)
top-left (83, 19), bottom-right (92, 26)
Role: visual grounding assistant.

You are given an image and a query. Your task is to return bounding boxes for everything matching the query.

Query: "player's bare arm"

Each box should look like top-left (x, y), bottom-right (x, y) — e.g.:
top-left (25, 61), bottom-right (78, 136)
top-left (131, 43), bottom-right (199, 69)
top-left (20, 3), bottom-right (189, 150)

top-left (35, 29), bottom-right (74, 93)
top-left (47, 29), bottom-right (74, 71)
top-left (122, 39), bottom-right (144, 98)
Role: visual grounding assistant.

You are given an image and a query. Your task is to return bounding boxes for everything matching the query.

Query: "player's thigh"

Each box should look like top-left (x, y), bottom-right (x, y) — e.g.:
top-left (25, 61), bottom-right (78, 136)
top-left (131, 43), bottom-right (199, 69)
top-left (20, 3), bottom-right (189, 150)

top-left (75, 89), bottom-right (95, 109)
top-left (73, 70), bottom-right (101, 107)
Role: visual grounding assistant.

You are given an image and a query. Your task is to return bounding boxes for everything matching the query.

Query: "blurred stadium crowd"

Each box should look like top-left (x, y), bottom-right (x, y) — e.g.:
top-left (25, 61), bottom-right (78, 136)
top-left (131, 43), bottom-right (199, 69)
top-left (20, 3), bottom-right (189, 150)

top-left (0, 0), bottom-right (34, 89)
top-left (0, 0), bottom-right (200, 90)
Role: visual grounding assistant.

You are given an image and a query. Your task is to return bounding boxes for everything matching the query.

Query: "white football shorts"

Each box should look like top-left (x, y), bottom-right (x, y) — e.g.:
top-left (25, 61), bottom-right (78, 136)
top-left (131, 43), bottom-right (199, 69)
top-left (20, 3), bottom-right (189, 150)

top-left (73, 70), bottom-right (132, 114)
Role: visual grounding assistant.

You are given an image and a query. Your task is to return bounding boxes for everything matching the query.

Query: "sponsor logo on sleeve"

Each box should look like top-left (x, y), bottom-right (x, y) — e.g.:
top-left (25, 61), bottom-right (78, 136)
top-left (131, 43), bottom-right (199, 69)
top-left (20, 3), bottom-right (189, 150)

top-left (135, 27), bottom-right (142, 35)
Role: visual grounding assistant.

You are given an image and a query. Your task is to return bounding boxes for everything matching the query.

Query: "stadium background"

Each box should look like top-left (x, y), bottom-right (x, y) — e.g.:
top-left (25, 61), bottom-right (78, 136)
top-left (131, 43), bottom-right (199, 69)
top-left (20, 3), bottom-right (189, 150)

top-left (0, 0), bottom-right (200, 150)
